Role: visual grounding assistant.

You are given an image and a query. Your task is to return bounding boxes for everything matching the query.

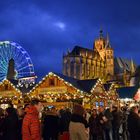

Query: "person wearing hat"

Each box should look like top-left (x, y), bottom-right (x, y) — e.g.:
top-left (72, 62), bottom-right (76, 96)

top-left (69, 104), bottom-right (88, 140)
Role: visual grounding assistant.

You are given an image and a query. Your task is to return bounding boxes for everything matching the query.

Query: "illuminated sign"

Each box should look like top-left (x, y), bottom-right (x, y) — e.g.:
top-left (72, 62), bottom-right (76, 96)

top-left (38, 86), bottom-right (67, 94)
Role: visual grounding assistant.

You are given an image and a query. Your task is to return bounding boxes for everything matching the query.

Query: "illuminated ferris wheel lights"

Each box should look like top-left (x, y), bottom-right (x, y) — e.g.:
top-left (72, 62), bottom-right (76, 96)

top-left (4, 41), bottom-right (10, 44)
top-left (16, 46), bottom-right (21, 49)
top-left (0, 41), bottom-right (35, 81)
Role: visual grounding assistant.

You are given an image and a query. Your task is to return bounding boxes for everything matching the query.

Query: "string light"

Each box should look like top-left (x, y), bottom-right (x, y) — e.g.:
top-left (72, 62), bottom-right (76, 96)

top-left (0, 72), bottom-right (119, 105)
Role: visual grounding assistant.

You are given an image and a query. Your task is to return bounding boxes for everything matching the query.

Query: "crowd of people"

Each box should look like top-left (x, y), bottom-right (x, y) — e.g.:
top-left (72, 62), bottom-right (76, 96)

top-left (0, 99), bottom-right (140, 140)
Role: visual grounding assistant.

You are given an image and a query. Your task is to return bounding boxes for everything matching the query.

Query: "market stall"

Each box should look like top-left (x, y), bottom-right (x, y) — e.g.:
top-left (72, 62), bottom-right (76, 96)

top-left (0, 79), bottom-right (22, 108)
top-left (28, 72), bottom-right (85, 108)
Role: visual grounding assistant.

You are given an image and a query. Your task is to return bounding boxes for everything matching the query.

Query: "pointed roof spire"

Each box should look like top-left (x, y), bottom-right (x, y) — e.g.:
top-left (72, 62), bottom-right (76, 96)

top-left (130, 58), bottom-right (135, 74)
top-left (105, 33), bottom-right (111, 49)
top-left (67, 48), bottom-right (70, 54)
top-left (99, 28), bottom-right (103, 39)
top-left (106, 33), bottom-right (110, 44)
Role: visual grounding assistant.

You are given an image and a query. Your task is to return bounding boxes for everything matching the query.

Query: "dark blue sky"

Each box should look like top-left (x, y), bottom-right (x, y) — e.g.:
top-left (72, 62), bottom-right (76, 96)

top-left (0, 0), bottom-right (140, 80)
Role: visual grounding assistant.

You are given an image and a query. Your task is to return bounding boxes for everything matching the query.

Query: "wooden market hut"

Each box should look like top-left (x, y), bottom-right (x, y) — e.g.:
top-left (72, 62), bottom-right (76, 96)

top-left (0, 79), bottom-right (22, 105)
top-left (28, 72), bottom-right (85, 108)
top-left (104, 83), bottom-right (119, 105)
top-left (29, 72), bottom-right (113, 108)
top-left (117, 86), bottom-right (138, 107)
top-left (78, 79), bottom-right (109, 108)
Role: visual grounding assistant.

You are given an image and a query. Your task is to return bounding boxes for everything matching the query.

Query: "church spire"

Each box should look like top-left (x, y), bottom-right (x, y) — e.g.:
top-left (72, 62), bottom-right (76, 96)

top-left (99, 28), bottom-right (103, 39)
top-left (130, 58), bottom-right (135, 74)
top-left (105, 33), bottom-right (111, 49)
top-left (67, 48), bottom-right (70, 54)
top-left (106, 33), bottom-right (110, 44)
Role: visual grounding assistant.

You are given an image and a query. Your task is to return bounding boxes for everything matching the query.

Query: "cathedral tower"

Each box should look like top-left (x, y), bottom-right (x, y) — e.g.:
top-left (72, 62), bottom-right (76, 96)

top-left (94, 29), bottom-right (106, 60)
top-left (105, 34), bottom-right (114, 79)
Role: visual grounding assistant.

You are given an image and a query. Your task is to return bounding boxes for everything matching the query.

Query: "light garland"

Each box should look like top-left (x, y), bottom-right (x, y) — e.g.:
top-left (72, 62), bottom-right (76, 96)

top-left (28, 72), bottom-right (86, 97)
top-left (0, 79), bottom-right (22, 95)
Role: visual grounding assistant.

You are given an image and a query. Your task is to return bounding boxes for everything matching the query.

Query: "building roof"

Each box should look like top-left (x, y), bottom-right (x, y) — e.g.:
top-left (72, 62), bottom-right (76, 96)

top-left (114, 57), bottom-right (135, 74)
top-left (65, 45), bottom-right (103, 62)
top-left (117, 86), bottom-right (138, 98)
top-left (53, 72), bottom-right (81, 89)
top-left (77, 79), bottom-right (98, 93)
top-left (70, 46), bottom-right (93, 55)
top-left (53, 72), bottom-right (99, 93)
top-left (103, 83), bottom-right (112, 91)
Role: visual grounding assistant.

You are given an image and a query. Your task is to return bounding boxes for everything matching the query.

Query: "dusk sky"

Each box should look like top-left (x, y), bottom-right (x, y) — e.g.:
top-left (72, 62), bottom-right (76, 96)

top-left (0, 0), bottom-right (140, 80)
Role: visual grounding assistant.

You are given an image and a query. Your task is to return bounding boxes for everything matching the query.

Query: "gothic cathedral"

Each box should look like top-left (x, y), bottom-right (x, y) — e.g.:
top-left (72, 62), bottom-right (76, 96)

top-left (63, 30), bottom-right (136, 86)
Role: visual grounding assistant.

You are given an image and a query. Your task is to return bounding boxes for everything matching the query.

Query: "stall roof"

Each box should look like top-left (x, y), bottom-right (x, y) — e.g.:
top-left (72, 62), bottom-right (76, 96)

top-left (53, 72), bottom-right (83, 91)
top-left (104, 83), bottom-right (112, 91)
top-left (52, 72), bottom-right (99, 93)
top-left (77, 79), bottom-right (98, 93)
top-left (117, 86), bottom-right (138, 98)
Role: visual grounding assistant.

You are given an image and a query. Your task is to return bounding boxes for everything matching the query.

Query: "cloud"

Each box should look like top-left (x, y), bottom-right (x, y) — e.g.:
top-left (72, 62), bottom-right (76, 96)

top-left (54, 22), bottom-right (66, 31)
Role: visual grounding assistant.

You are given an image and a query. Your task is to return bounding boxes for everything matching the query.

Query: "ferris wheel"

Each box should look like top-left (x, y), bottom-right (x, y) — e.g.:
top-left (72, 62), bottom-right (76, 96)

top-left (0, 41), bottom-right (35, 81)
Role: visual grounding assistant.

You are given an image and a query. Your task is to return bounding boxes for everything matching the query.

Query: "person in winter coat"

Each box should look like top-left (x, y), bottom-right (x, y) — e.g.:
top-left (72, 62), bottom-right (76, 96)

top-left (42, 106), bottom-right (59, 140)
top-left (22, 99), bottom-right (43, 140)
top-left (2, 107), bottom-right (19, 140)
top-left (69, 104), bottom-right (89, 140)
top-left (0, 108), bottom-right (5, 140)
top-left (121, 107), bottom-right (129, 140)
top-left (59, 108), bottom-right (71, 134)
top-left (88, 109), bottom-right (102, 140)
top-left (112, 106), bottom-right (123, 140)
top-left (98, 106), bottom-right (113, 140)
top-left (17, 106), bottom-right (25, 140)
top-left (127, 106), bottom-right (140, 140)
